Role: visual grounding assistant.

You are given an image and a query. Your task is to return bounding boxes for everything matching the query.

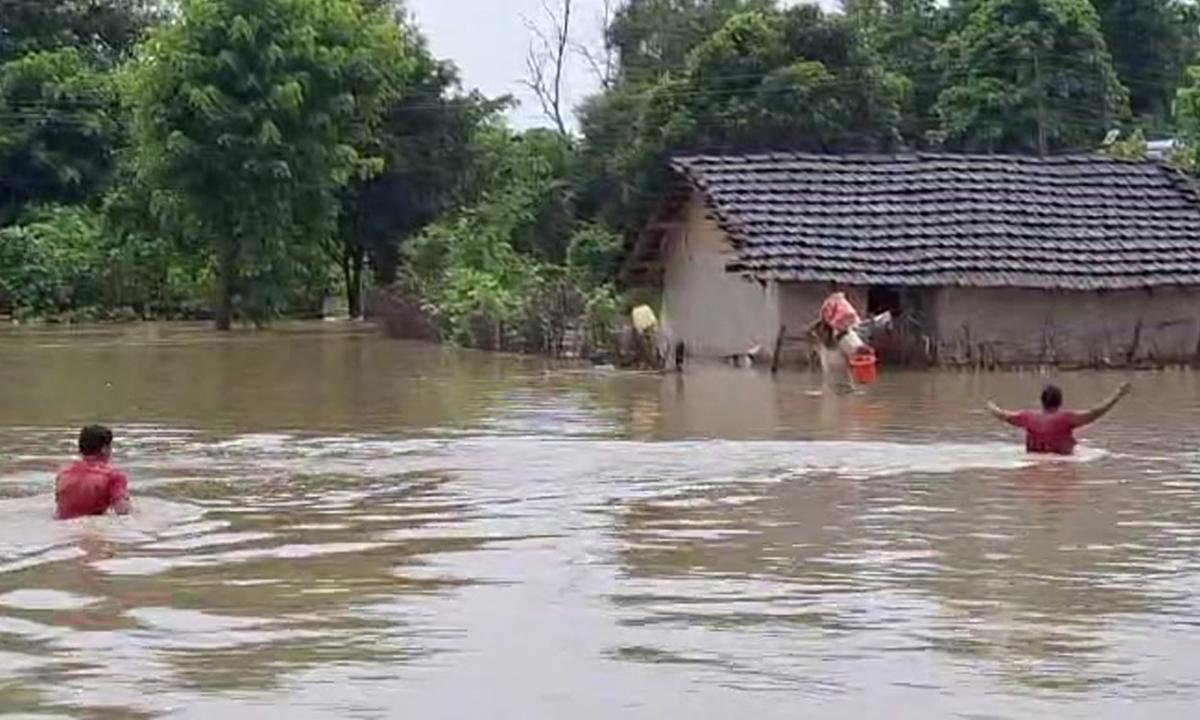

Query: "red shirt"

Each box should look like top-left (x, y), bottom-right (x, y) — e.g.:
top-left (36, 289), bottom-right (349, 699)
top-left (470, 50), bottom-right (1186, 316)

top-left (55, 458), bottom-right (129, 520)
top-left (1008, 410), bottom-right (1084, 455)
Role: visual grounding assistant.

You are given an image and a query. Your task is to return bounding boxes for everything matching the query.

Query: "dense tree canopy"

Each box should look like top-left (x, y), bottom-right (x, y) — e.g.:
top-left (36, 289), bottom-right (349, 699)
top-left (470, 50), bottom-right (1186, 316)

top-left (579, 4), bottom-right (906, 232)
top-left (0, 49), bottom-right (121, 225)
top-left (336, 34), bottom-right (506, 308)
top-left (607, 0), bottom-right (775, 84)
top-left (127, 0), bottom-right (413, 328)
top-left (4, 0), bottom-right (1200, 337)
top-left (1093, 0), bottom-right (1200, 125)
top-left (936, 0), bottom-right (1128, 154)
top-left (844, 0), bottom-right (946, 144)
top-left (0, 0), bottom-right (162, 65)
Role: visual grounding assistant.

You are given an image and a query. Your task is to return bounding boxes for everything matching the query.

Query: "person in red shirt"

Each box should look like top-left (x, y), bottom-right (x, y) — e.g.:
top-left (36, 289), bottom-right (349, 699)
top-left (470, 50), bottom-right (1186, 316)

top-left (55, 425), bottom-right (131, 520)
top-left (986, 382), bottom-right (1132, 455)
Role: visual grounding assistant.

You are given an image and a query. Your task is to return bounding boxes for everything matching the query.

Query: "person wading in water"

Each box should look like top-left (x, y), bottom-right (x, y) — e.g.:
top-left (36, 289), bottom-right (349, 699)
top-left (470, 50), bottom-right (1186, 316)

top-left (807, 290), bottom-right (889, 392)
top-left (55, 425), bottom-right (131, 520)
top-left (986, 383), bottom-right (1132, 456)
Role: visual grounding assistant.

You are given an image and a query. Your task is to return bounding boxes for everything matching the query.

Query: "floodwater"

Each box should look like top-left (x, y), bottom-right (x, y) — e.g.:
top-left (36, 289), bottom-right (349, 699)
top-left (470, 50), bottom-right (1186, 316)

top-left (1, 323), bottom-right (1198, 720)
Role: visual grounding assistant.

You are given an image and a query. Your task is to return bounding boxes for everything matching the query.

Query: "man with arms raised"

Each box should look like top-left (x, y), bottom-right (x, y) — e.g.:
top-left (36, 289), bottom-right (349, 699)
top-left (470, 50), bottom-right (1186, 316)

top-left (987, 383), bottom-right (1132, 456)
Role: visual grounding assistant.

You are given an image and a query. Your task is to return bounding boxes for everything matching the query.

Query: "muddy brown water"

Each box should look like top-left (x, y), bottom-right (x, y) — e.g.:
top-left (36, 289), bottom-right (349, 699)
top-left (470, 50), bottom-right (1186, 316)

top-left (1, 323), bottom-right (1198, 719)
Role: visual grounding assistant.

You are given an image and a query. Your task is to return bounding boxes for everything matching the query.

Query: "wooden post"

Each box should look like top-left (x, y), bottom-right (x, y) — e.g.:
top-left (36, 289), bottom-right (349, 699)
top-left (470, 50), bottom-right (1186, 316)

top-left (1126, 319), bottom-right (1143, 367)
top-left (771, 325), bottom-right (786, 374)
top-left (1192, 319), bottom-right (1200, 367)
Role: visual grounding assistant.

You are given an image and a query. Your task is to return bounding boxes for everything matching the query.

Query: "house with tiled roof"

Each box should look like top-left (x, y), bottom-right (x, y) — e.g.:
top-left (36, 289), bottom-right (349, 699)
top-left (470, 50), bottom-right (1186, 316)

top-left (625, 153), bottom-right (1200, 367)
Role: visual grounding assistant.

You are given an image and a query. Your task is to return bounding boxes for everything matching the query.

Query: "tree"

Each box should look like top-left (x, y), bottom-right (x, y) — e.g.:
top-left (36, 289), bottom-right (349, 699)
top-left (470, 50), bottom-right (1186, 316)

top-left (573, 0), bottom-right (619, 90)
top-left (574, 85), bottom-right (647, 229)
top-left (936, 0), bottom-right (1128, 155)
top-left (1172, 66), bottom-right (1200, 171)
top-left (577, 5), bottom-right (905, 232)
top-left (402, 124), bottom-right (593, 352)
top-left (607, 0), bottom-right (774, 85)
top-left (523, 0), bottom-right (575, 137)
top-left (0, 49), bottom-right (121, 225)
top-left (336, 36), bottom-right (506, 315)
top-left (0, 205), bottom-right (107, 319)
top-left (1092, 0), bottom-right (1200, 127)
top-left (127, 0), bottom-right (413, 330)
top-left (0, 0), bottom-right (163, 65)
top-left (845, 0), bottom-right (948, 146)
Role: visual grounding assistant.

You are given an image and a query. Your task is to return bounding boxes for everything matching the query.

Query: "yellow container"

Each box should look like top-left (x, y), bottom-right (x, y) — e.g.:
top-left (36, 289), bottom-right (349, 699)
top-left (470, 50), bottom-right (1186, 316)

top-left (631, 305), bottom-right (658, 333)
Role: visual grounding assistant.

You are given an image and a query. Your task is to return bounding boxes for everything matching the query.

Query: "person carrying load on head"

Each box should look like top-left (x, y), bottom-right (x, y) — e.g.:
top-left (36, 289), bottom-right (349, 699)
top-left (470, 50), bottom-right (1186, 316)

top-left (807, 289), bottom-right (891, 390)
top-left (630, 304), bottom-right (664, 369)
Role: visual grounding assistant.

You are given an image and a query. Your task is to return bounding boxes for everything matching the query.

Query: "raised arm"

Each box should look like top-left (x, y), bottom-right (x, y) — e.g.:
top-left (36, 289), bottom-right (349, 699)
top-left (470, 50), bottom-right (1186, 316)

top-left (986, 401), bottom-right (1021, 425)
top-left (1076, 382), bottom-right (1132, 427)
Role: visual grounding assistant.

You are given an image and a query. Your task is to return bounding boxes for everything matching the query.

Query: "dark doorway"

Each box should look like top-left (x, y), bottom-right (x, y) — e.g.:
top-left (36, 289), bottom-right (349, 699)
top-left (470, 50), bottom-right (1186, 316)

top-left (868, 286), bottom-right (903, 317)
top-left (866, 286), bottom-right (904, 363)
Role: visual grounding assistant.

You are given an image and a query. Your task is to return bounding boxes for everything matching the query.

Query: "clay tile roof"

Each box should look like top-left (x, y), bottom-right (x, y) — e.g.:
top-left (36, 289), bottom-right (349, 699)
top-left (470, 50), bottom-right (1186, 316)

top-left (670, 152), bottom-right (1200, 290)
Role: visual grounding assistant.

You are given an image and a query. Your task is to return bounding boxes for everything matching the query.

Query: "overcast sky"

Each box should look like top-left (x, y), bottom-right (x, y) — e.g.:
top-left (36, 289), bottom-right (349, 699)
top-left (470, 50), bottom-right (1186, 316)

top-left (406, 0), bottom-right (840, 130)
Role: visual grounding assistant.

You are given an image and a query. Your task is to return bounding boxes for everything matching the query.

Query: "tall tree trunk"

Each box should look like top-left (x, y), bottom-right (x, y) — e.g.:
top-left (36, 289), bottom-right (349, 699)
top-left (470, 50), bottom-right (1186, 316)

top-left (349, 250), bottom-right (364, 319)
top-left (340, 246), bottom-right (352, 317)
top-left (371, 242), bottom-right (398, 287)
top-left (342, 244), bottom-right (365, 319)
top-left (215, 239), bottom-right (236, 331)
top-left (1034, 53), bottom-right (1047, 156)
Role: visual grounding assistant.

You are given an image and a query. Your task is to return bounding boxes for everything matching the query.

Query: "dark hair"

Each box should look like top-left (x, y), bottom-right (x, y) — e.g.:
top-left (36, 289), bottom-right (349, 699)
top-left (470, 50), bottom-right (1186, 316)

top-left (78, 425), bottom-right (113, 457)
top-left (1041, 385), bottom-right (1064, 411)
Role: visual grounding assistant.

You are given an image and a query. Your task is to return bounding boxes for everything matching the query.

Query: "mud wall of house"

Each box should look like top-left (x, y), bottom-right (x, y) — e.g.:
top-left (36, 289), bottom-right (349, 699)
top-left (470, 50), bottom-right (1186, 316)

top-left (660, 196), bottom-right (781, 358)
top-left (933, 287), bottom-right (1200, 366)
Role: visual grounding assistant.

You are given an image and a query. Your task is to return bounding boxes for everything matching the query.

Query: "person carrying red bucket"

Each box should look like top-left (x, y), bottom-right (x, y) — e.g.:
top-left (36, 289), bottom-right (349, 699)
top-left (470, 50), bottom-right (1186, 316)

top-left (807, 290), bottom-right (890, 391)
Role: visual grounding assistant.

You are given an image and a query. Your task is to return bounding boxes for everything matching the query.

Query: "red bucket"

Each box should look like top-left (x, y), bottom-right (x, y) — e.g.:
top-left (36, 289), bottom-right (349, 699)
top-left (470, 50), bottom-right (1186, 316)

top-left (850, 349), bottom-right (878, 385)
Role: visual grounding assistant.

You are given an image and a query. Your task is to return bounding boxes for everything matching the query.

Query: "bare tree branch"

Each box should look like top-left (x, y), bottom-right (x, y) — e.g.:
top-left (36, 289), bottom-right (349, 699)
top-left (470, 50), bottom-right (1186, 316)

top-left (570, 0), bottom-right (617, 90)
top-left (521, 0), bottom-right (573, 137)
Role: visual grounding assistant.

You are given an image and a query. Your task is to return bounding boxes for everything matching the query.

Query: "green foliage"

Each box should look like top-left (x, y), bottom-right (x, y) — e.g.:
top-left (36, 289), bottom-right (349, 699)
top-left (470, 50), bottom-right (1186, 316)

top-left (578, 4), bottom-right (905, 232)
top-left (567, 223), bottom-right (622, 290)
top-left (0, 49), bottom-right (122, 224)
top-left (0, 204), bottom-right (198, 321)
top-left (0, 205), bottom-right (98, 317)
top-left (1172, 66), bottom-right (1200, 172)
top-left (126, 0), bottom-right (414, 328)
top-left (582, 282), bottom-right (622, 353)
top-left (936, 0), bottom-right (1129, 154)
top-left (404, 128), bottom-right (616, 354)
top-left (4, 0), bottom-right (1199, 346)
top-left (845, 0), bottom-right (947, 145)
top-left (336, 28), bottom-right (507, 300)
top-left (405, 130), bottom-right (550, 345)
top-left (1092, 0), bottom-right (1200, 127)
top-left (1101, 128), bottom-right (1148, 161)
top-left (668, 8), bottom-right (906, 150)
top-left (609, 0), bottom-right (775, 84)
top-left (0, 0), bottom-right (161, 65)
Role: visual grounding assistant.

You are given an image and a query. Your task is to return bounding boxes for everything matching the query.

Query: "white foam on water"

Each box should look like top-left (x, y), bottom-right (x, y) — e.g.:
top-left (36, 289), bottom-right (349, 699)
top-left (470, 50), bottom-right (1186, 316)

top-left (93, 541), bottom-right (391, 576)
top-left (0, 495), bottom-right (207, 573)
top-left (150, 531), bottom-right (277, 552)
top-left (422, 437), bottom-right (1108, 482)
top-left (163, 431), bottom-right (1102, 477)
top-left (213, 433), bottom-right (296, 450)
top-left (0, 589), bottom-right (99, 611)
top-left (0, 469), bottom-right (53, 486)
